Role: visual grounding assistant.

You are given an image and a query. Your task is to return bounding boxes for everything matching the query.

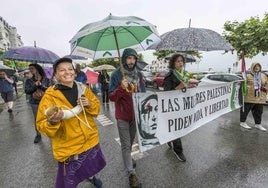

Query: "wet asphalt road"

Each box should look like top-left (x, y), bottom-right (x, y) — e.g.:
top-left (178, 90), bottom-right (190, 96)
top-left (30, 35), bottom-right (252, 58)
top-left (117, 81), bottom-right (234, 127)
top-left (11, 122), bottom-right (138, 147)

top-left (0, 90), bottom-right (268, 188)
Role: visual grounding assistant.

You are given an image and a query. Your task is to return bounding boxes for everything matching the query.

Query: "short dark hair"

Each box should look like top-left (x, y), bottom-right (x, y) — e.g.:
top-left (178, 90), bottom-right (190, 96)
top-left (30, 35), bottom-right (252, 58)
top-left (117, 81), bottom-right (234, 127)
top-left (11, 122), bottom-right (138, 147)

top-left (168, 54), bottom-right (185, 69)
top-left (53, 57), bottom-right (73, 72)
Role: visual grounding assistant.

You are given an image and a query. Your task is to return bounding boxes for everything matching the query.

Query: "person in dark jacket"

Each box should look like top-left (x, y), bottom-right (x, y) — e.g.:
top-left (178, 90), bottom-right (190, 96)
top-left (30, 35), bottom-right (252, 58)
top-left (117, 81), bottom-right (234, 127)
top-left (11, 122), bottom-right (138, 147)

top-left (25, 63), bottom-right (51, 144)
top-left (109, 48), bottom-right (145, 188)
top-left (99, 69), bottom-right (110, 104)
top-left (163, 54), bottom-right (197, 162)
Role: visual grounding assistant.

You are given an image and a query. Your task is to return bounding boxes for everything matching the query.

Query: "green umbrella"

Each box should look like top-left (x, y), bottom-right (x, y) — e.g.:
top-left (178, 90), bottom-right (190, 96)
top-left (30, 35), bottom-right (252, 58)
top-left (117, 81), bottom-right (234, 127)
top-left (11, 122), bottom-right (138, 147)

top-left (70, 14), bottom-right (161, 60)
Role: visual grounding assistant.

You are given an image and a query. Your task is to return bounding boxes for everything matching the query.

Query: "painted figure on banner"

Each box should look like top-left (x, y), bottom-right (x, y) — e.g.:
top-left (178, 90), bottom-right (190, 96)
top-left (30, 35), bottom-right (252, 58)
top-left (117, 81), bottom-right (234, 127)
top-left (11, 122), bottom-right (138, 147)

top-left (136, 93), bottom-right (160, 150)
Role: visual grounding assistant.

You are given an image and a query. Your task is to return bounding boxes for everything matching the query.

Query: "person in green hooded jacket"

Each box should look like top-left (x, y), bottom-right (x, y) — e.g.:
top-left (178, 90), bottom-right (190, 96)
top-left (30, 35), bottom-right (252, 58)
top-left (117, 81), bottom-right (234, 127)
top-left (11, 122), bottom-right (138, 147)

top-left (109, 48), bottom-right (145, 188)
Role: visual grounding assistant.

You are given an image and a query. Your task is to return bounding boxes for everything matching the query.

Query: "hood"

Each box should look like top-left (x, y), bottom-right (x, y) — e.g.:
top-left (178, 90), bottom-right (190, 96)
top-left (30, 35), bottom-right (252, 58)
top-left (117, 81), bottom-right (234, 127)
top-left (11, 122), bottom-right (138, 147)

top-left (250, 62), bottom-right (262, 74)
top-left (122, 48), bottom-right (138, 71)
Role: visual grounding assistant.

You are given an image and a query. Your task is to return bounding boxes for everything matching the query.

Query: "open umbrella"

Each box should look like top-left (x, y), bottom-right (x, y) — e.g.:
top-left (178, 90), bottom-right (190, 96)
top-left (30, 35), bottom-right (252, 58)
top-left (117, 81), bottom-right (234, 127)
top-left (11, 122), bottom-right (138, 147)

top-left (93, 64), bottom-right (116, 72)
top-left (149, 27), bottom-right (233, 51)
top-left (63, 55), bottom-right (87, 60)
top-left (164, 53), bottom-right (196, 63)
top-left (0, 64), bottom-right (15, 75)
top-left (0, 46), bottom-right (60, 64)
top-left (70, 14), bottom-right (161, 60)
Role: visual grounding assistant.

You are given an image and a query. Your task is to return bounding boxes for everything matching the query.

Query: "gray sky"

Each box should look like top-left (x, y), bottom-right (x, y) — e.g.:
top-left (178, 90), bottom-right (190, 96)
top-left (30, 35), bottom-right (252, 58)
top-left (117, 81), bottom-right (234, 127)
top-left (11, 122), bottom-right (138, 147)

top-left (1, 0), bottom-right (267, 71)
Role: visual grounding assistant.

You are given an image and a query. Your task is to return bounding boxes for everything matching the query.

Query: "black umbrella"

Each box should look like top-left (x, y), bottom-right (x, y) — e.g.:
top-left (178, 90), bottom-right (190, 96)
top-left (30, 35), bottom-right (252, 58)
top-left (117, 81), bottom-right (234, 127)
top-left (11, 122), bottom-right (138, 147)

top-left (136, 61), bottom-right (148, 71)
top-left (164, 53), bottom-right (196, 63)
top-left (149, 27), bottom-right (233, 51)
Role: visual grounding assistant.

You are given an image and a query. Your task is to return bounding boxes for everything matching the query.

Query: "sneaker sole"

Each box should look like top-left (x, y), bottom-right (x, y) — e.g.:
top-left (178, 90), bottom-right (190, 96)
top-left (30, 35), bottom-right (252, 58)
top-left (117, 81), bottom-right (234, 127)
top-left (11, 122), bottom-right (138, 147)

top-left (172, 150), bottom-right (186, 162)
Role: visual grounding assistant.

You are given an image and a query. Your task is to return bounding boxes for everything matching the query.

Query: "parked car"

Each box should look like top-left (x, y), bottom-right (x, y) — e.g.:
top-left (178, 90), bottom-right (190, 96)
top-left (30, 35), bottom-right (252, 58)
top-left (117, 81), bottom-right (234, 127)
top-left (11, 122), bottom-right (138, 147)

top-left (152, 72), bottom-right (168, 89)
top-left (141, 71), bottom-right (154, 87)
top-left (198, 73), bottom-right (242, 86)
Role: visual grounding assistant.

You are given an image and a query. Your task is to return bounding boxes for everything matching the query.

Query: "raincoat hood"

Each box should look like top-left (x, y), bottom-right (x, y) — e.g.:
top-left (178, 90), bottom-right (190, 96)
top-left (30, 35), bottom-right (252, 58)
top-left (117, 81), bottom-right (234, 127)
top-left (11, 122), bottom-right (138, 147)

top-left (250, 62), bottom-right (262, 73)
top-left (122, 48), bottom-right (138, 71)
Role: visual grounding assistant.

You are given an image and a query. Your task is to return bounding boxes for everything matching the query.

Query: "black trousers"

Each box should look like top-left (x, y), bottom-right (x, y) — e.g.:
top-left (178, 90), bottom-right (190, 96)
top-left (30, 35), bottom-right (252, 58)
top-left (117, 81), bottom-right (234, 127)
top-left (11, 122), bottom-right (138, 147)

top-left (102, 89), bottom-right (109, 103)
top-left (170, 138), bottom-right (183, 153)
top-left (240, 103), bottom-right (263, 124)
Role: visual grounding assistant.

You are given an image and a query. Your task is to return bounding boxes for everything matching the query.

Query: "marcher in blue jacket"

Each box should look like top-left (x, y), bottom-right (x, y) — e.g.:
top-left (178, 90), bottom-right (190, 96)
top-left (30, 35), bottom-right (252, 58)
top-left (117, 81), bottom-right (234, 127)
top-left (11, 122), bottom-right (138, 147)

top-left (0, 71), bottom-right (14, 112)
top-left (109, 48), bottom-right (145, 188)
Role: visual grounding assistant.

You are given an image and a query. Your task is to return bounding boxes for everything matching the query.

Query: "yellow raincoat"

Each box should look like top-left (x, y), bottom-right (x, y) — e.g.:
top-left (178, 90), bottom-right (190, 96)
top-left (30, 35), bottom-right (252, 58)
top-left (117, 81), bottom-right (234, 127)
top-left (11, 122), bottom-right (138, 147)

top-left (36, 82), bottom-right (100, 162)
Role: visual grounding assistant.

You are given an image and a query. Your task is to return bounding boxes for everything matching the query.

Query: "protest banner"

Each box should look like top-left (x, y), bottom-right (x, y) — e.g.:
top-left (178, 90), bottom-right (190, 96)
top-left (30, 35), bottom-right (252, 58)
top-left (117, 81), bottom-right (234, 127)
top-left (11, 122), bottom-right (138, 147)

top-left (133, 82), bottom-right (241, 152)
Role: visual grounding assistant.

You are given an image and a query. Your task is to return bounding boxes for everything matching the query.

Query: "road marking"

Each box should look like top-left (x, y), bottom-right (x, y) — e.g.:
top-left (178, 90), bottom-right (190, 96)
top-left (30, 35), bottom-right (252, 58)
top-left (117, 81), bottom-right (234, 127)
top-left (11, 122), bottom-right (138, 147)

top-left (114, 137), bottom-right (149, 160)
top-left (96, 114), bottom-right (113, 126)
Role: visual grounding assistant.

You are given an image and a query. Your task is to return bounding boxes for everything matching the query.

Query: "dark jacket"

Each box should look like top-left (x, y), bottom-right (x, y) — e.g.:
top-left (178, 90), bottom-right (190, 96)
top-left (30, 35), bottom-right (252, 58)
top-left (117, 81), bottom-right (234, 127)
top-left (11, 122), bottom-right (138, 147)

top-left (109, 48), bottom-right (145, 121)
top-left (25, 76), bottom-right (51, 104)
top-left (99, 73), bottom-right (110, 91)
top-left (163, 70), bottom-right (182, 91)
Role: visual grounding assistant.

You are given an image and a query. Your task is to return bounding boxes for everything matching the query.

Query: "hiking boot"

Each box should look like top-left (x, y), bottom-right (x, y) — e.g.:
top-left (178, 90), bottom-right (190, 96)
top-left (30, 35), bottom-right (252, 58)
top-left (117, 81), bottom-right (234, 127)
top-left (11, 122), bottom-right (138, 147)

top-left (173, 150), bottom-right (186, 162)
top-left (255, 124), bottom-right (267, 131)
top-left (89, 176), bottom-right (102, 188)
top-left (240, 122), bottom-right (251, 129)
top-left (34, 134), bottom-right (41, 144)
top-left (129, 173), bottom-right (141, 188)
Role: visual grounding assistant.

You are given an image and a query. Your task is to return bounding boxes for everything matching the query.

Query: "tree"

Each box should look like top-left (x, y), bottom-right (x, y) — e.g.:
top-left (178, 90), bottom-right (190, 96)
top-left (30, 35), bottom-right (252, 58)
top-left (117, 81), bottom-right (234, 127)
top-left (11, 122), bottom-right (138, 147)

top-left (223, 13), bottom-right (268, 59)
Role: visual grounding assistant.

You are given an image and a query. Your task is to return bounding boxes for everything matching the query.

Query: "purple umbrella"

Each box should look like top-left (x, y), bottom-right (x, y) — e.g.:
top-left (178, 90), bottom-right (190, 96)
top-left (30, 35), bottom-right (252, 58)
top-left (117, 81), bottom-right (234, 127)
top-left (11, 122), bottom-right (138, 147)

top-left (63, 54), bottom-right (87, 60)
top-left (44, 67), bottom-right (54, 79)
top-left (0, 46), bottom-right (60, 64)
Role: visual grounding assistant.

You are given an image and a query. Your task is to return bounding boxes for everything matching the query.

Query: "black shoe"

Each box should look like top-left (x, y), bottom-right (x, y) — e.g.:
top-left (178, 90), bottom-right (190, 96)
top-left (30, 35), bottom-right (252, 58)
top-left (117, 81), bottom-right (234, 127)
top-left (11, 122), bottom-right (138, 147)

top-left (167, 142), bottom-right (173, 149)
top-left (89, 176), bottom-right (102, 188)
top-left (8, 108), bottom-right (13, 113)
top-left (173, 150), bottom-right (186, 162)
top-left (34, 135), bottom-right (41, 144)
top-left (129, 173), bottom-right (142, 188)
top-left (132, 158), bottom-right (136, 169)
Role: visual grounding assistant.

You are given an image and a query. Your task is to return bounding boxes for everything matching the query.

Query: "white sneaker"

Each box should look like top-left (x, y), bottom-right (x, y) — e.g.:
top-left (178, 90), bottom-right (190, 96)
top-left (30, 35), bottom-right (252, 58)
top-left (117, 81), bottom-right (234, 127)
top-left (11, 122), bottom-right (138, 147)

top-left (255, 124), bottom-right (267, 131)
top-left (240, 122), bottom-right (252, 129)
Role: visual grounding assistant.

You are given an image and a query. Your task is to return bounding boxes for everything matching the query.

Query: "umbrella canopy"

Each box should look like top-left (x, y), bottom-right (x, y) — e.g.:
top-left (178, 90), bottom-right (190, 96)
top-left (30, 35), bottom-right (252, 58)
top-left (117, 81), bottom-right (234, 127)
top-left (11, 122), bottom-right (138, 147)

top-left (164, 53), bottom-right (196, 63)
top-left (63, 55), bottom-right (87, 60)
top-left (93, 64), bottom-right (116, 72)
top-left (70, 14), bottom-right (161, 59)
top-left (44, 67), bottom-right (54, 79)
top-left (0, 64), bottom-right (15, 75)
top-left (0, 46), bottom-right (60, 64)
top-left (85, 70), bottom-right (99, 84)
top-left (136, 61), bottom-right (148, 71)
top-left (149, 27), bottom-right (233, 51)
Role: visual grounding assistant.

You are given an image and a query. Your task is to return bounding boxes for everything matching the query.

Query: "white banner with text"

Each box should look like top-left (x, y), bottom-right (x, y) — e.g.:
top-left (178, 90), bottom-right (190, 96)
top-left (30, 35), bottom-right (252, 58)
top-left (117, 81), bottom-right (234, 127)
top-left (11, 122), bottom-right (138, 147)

top-left (133, 82), bottom-right (241, 152)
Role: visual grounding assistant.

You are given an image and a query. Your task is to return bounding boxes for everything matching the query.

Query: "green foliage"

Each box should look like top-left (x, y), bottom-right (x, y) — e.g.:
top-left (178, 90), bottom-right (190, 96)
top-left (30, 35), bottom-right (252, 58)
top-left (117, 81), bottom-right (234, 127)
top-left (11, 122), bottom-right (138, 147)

top-left (223, 13), bottom-right (268, 59)
top-left (91, 53), bottom-right (144, 68)
top-left (3, 59), bottom-right (31, 70)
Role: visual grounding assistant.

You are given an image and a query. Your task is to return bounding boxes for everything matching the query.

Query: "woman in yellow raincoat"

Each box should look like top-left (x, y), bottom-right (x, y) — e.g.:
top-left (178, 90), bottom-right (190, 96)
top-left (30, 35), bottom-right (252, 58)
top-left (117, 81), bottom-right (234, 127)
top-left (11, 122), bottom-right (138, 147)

top-left (36, 57), bottom-right (106, 188)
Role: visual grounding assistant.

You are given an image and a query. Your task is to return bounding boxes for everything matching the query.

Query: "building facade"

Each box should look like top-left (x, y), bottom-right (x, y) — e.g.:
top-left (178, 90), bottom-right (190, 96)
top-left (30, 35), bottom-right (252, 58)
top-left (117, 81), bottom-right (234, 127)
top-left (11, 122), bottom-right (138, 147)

top-left (0, 16), bottom-right (23, 51)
